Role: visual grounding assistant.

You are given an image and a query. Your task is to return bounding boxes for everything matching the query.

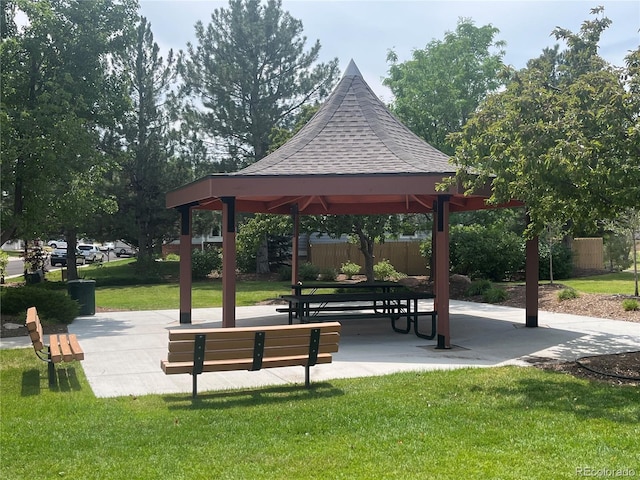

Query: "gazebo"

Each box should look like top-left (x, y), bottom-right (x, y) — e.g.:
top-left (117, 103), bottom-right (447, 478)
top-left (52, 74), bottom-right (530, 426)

top-left (166, 60), bottom-right (540, 348)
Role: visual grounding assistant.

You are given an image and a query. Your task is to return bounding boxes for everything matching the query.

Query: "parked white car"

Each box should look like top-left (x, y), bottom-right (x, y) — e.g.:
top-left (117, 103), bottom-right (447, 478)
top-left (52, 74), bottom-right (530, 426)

top-left (47, 240), bottom-right (67, 249)
top-left (78, 244), bottom-right (104, 263)
top-left (112, 241), bottom-right (137, 257)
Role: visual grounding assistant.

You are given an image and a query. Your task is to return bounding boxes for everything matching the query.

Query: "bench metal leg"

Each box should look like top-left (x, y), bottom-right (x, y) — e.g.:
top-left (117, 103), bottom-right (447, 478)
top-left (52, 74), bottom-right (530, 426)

top-left (48, 362), bottom-right (56, 387)
top-left (47, 350), bottom-right (56, 387)
top-left (192, 334), bottom-right (206, 398)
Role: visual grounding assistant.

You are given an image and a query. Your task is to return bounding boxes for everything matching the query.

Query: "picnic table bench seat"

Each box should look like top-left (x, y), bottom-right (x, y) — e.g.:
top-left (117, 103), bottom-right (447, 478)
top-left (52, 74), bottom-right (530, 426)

top-left (25, 306), bottom-right (84, 386)
top-left (161, 322), bottom-right (341, 398)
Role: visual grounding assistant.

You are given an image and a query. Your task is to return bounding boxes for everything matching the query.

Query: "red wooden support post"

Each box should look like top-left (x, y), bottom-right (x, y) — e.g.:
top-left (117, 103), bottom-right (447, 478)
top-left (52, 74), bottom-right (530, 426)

top-left (291, 205), bottom-right (300, 288)
top-left (222, 197), bottom-right (237, 328)
top-left (179, 206), bottom-right (192, 324)
top-left (525, 235), bottom-right (539, 327)
top-left (434, 196), bottom-right (451, 349)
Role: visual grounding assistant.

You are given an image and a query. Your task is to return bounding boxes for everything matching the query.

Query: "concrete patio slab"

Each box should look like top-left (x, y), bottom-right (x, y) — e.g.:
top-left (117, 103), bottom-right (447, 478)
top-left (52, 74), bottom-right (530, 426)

top-left (2, 300), bottom-right (638, 398)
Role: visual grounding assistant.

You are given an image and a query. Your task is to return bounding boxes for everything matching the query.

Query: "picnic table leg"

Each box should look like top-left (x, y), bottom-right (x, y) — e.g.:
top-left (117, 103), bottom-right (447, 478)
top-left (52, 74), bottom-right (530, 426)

top-left (390, 300), bottom-right (411, 334)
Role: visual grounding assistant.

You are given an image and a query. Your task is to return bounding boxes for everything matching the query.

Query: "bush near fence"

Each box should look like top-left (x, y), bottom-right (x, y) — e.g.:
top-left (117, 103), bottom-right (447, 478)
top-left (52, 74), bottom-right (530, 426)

top-left (309, 242), bottom-right (427, 276)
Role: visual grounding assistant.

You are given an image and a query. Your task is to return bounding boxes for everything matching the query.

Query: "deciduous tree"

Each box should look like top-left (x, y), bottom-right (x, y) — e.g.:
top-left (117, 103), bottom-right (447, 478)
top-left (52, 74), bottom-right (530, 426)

top-left (450, 7), bottom-right (640, 237)
top-left (384, 18), bottom-right (506, 154)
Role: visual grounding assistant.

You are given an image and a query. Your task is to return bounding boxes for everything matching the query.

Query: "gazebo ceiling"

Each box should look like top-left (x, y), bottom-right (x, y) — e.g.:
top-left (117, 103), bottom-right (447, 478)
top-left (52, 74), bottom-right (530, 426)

top-left (166, 60), bottom-right (520, 215)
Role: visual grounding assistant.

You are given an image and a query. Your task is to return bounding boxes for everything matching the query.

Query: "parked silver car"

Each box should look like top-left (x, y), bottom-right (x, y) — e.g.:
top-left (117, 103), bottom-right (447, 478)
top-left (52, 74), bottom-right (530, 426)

top-left (78, 244), bottom-right (104, 263)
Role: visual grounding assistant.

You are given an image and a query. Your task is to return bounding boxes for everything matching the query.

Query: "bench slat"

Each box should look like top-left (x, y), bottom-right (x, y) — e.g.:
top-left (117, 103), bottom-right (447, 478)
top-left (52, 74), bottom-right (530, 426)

top-left (67, 334), bottom-right (85, 361)
top-left (168, 322), bottom-right (340, 342)
top-left (168, 331), bottom-right (340, 353)
top-left (56, 335), bottom-right (74, 361)
top-left (49, 335), bottom-right (62, 363)
top-left (167, 342), bottom-right (339, 363)
top-left (162, 352), bottom-right (334, 375)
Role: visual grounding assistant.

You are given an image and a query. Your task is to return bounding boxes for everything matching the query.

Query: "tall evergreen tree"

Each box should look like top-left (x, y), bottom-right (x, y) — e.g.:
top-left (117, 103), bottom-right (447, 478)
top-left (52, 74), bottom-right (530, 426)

top-left (180, 0), bottom-right (339, 169)
top-left (114, 16), bottom-right (187, 262)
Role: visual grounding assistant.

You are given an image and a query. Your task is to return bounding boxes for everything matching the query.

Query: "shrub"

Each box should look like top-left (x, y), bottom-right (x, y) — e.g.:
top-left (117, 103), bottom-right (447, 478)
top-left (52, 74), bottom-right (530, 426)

top-left (340, 261), bottom-right (361, 279)
top-left (319, 267), bottom-right (338, 281)
top-left (0, 250), bottom-right (8, 278)
top-left (538, 244), bottom-right (573, 280)
top-left (557, 288), bottom-right (579, 301)
top-left (465, 279), bottom-right (492, 297)
top-left (192, 248), bottom-right (222, 280)
top-left (0, 286), bottom-right (80, 324)
top-left (277, 265), bottom-right (292, 281)
top-left (622, 299), bottom-right (639, 311)
top-left (449, 225), bottom-right (524, 281)
top-left (298, 262), bottom-right (320, 281)
top-left (482, 287), bottom-right (508, 304)
top-left (373, 259), bottom-right (406, 281)
top-left (165, 253), bottom-right (180, 262)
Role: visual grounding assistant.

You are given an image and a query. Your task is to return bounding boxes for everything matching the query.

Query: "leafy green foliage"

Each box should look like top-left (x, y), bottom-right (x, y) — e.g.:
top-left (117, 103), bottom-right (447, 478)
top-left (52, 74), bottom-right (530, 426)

top-left (451, 8), bottom-right (640, 236)
top-left (385, 19), bottom-right (505, 154)
top-left (180, 0), bottom-right (339, 167)
top-left (0, 0), bottom-right (138, 246)
top-left (109, 16), bottom-right (185, 262)
top-left (482, 287), bottom-right (508, 304)
top-left (557, 288), bottom-right (579, 301)
top-left (0, 286), bottom-right (80, 323)
top-left (373, 259), bottom-right (406, 281)
top-left (622, 299), bottom-right (639, 311)
top-left (298, 262), bottom-right (319, 281)
top-left (449, 225), bottom-right (524, 281)
top-left (307, 214), bottom-right (402, 281)
top-left (465, 279), bottom-right (493, 297)
top-left (340, 261), bottom-right (361, 279)
top-left (0, 251), bottom-right (8, 277)
top-left (236, 214), bottom-right (292, 273)
top-left (539, 244), bottom-right (573, 281)
top-left (603, 232), bottom-right (633, 271)
top-left (191, 248), bottom-right (222, 280)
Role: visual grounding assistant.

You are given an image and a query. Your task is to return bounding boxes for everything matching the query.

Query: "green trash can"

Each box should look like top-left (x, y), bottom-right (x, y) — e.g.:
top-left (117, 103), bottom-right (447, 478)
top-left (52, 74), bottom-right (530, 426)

top-left (68, 279), bottom-right (96, 316)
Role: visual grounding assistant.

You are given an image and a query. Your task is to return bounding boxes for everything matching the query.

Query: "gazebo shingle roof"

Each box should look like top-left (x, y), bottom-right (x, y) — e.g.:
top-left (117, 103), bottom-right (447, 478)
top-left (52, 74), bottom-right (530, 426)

top-left (236, 60), bottom-right (454, 176)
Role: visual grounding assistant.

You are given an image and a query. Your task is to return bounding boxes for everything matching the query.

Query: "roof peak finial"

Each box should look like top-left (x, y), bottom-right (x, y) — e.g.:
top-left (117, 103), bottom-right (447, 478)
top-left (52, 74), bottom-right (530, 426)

top-left (344, 59), bottom-right (362, 77)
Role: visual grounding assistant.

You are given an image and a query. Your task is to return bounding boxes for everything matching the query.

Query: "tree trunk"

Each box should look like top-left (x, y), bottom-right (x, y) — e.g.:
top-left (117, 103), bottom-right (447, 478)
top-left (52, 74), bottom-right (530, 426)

top-left (549, 244), bottom-right (554, 285)
top-left (66, 230), bottom-right (79, 281)
top-left (256, 235), bottom-right (270, 274)
top-left (355, 230), bottom-right (375, 282)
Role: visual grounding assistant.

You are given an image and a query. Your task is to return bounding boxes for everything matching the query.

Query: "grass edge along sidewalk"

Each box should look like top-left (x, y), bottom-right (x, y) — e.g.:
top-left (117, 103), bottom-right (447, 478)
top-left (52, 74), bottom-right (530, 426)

top-left (1, 348), bottom-right (638, 479)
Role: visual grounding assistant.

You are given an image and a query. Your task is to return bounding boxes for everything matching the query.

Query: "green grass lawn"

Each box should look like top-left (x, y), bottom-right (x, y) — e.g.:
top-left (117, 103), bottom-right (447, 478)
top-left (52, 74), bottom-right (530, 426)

top-left (558, 272), bottom-right (638, 295)
top-left (1, 348), bottom-right (638, 479)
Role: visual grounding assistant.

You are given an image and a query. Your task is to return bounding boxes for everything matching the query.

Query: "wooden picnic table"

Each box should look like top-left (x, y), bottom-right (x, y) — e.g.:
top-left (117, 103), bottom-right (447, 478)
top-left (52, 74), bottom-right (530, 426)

top-left (290, 281), bottom-right (402, 296)
top-left (281, 289), bottom-right (436, 340)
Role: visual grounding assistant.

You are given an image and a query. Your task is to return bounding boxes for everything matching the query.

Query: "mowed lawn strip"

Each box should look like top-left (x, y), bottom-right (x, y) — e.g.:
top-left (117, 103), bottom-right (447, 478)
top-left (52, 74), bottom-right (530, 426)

top-left (1, 348), bottom-right (638, 480)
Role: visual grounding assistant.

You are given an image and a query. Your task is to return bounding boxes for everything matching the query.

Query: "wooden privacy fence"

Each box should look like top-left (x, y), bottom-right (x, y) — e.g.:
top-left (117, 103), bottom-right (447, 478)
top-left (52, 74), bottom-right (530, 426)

top-left (572, 237), bottom-right (604, 270)
top-left (308, 242), bottom-right (428, 276)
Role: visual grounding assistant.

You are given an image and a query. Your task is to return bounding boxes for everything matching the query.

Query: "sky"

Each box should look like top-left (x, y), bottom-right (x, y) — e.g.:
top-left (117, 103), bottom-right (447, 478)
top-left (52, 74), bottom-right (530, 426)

top-left (140, 0), bottom-right (639, 101)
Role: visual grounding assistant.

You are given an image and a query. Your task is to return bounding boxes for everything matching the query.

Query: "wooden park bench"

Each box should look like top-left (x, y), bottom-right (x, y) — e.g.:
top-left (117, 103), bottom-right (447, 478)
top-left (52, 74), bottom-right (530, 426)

top-left (25, 306), bottom-right (84, 386)
top-left (161, 322), bottom-right (341, 398)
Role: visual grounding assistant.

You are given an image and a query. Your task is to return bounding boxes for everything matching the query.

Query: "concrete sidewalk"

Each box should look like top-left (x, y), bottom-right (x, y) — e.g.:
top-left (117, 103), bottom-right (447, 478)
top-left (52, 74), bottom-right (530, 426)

top-left (2, 300), bottom-right (639, 398)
